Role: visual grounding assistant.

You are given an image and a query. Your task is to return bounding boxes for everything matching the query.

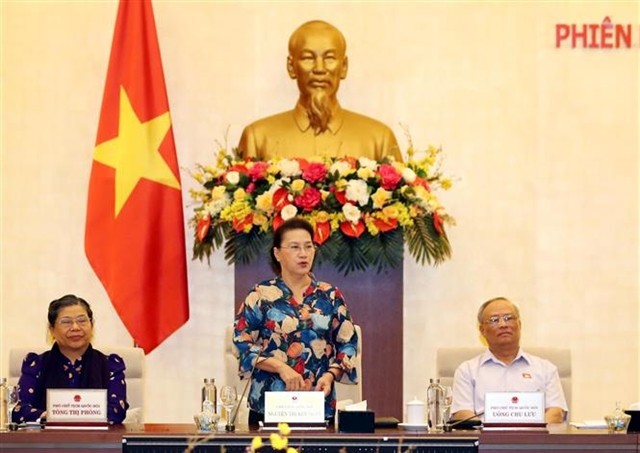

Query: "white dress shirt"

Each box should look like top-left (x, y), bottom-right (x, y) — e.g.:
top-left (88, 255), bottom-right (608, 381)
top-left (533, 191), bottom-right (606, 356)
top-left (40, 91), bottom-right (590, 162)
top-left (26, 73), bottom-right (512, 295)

top-left (451, 348), bottom-right (568, 419)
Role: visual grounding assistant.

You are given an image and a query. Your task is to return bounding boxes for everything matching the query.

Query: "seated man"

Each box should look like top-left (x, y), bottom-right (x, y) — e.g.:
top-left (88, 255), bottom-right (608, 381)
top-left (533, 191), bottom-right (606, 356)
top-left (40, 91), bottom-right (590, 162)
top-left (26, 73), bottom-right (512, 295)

top-left (451, 297), bottom-right (567, 424)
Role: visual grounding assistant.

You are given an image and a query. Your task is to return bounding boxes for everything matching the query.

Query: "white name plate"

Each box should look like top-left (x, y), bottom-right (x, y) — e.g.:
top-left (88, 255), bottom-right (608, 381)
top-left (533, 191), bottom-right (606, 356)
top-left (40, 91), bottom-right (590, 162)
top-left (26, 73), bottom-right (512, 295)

top-left (484, 391), bottom-right (545, 424)
top-left (46, 389), bottom-right (108, 423)
top-left (264, 391), bottom-right (324, 425)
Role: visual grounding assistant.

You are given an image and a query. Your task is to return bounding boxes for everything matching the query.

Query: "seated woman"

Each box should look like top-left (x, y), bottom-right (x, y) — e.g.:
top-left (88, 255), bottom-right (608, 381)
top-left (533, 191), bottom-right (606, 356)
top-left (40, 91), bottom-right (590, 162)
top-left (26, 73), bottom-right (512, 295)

top-left (12, 294), bottom-right (129, 424)
top-left (233, 218), bottom-right (359, 426)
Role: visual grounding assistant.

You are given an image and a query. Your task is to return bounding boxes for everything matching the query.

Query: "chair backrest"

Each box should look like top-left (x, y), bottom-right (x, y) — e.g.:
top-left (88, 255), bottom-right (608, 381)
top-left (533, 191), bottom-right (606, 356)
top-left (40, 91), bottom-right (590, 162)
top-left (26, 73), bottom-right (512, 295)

top-left (224, 324), bottom-right (363, 420)
top-left (436, 346), bottom-right (571, 414)
top-left (8, 346), bottom-right (145, 423)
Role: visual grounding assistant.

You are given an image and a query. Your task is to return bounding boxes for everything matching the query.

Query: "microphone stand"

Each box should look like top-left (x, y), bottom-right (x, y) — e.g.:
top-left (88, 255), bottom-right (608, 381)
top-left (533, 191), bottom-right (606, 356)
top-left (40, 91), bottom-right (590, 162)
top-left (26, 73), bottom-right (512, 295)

top-left (443, 411), bottom-right (484, 432)
top-left (227, 347), bottom-right (264, 431)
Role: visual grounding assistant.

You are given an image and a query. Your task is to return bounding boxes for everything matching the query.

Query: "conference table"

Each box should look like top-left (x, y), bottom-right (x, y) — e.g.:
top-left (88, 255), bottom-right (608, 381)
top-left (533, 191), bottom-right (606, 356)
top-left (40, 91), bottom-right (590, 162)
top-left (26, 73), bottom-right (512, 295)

top-left (1, 423), bottom-right (638, 453)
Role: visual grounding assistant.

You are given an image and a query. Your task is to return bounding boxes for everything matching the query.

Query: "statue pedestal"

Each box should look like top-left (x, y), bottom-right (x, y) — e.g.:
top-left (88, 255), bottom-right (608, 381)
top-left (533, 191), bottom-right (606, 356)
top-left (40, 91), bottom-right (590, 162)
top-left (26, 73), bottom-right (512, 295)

top-left (234, 259), bottom-right (403, 419)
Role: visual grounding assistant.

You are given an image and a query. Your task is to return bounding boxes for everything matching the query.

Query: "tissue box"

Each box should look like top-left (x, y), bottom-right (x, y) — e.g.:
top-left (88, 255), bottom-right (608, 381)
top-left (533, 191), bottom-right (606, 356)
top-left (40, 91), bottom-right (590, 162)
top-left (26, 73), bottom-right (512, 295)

top-left (625, 410), bottom-right (640, 433)
top-left (338, 410), bottom-right (375, 433)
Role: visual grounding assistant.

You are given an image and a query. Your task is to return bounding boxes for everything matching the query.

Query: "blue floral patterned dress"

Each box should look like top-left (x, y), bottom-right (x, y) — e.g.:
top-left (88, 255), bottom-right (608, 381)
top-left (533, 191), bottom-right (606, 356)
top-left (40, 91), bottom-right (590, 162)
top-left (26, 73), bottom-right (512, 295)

top-left (233, 275), bottom-right (358, 419)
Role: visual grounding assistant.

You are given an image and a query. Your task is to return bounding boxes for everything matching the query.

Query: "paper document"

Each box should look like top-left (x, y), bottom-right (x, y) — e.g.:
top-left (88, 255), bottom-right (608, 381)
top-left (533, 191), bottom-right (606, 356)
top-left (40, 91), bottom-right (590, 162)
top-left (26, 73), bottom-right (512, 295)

top-left (570, 420), bottom-right (607, 429)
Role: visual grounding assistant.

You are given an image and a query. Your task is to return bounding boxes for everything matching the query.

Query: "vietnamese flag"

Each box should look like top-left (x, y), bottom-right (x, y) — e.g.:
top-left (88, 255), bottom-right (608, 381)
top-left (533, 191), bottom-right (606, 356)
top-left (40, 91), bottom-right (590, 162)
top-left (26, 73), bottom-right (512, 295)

top-left (85, 0), bottom-right (189, 354)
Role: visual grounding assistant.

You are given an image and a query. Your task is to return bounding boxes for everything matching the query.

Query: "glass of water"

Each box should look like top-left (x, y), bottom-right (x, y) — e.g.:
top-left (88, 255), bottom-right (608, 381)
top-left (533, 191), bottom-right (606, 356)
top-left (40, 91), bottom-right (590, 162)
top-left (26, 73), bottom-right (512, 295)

top-left (441, 385), bottom-right (453, 423)
top-left (7, 385), bottom-right (18, 423)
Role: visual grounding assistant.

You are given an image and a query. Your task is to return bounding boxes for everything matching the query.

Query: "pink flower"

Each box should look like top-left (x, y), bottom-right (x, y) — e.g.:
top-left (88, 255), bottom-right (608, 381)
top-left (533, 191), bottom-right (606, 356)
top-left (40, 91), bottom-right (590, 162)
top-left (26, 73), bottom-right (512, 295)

top-left (302, 162), bottom-right (328, 183)
top-left (377, 164), bottom-right (402, 190)
top-left (294, 187), bottom-right (322, 212)
top-left (248, 161), bottom-right (270, 181)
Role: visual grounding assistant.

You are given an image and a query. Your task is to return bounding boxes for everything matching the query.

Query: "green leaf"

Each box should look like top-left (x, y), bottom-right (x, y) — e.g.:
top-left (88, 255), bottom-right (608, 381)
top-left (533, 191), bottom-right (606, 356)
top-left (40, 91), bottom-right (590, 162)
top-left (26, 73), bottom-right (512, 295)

top-left (404, 215), bottom-right (452, 266)
top-left (224, 229), bottom-right (272, 266)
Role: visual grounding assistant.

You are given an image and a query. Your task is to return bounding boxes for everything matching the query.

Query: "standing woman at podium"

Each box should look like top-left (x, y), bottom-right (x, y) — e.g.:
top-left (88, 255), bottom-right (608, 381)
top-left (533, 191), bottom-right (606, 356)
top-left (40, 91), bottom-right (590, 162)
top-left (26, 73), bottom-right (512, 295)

top-left (11, 294), bottom-right (129, 424)
top-left (233, 218), bottom-right (359, 426)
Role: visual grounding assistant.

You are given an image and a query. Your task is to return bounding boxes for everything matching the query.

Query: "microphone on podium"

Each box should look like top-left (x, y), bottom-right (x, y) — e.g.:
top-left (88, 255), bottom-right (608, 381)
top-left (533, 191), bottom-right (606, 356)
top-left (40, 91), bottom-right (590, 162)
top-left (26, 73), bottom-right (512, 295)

top-left (443, 412), bottom-right (484, 432)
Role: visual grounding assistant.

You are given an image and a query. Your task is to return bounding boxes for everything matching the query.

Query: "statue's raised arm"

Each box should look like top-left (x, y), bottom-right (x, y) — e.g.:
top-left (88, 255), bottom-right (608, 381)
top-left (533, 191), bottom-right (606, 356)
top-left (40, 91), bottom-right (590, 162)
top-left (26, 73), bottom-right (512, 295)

top-left (239, 20), bottom-right (402, 161)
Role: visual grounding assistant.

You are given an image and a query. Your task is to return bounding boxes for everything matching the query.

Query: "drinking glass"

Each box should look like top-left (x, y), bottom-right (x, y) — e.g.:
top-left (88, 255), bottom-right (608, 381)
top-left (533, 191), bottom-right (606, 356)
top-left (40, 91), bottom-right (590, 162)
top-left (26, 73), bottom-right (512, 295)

top-left (441, 385), bottom-right (453, 423)
top-left (219, 385), bottom-right (238, 428)
top-left (7, 385), bottom-right (18, 423)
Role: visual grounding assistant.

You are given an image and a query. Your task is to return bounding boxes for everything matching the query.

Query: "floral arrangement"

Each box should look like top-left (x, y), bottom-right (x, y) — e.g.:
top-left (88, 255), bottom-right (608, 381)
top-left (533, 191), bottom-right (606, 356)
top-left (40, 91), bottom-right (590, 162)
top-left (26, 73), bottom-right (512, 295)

top-left (189, 144), bottom-right (453, 274)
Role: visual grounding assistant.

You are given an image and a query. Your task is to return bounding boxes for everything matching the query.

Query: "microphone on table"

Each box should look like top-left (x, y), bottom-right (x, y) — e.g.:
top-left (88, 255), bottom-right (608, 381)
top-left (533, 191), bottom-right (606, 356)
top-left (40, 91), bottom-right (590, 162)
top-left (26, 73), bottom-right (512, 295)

top-left (228, 345), bottom-right (264, 431)
top-left (443, 411), bottom-right (484, 432)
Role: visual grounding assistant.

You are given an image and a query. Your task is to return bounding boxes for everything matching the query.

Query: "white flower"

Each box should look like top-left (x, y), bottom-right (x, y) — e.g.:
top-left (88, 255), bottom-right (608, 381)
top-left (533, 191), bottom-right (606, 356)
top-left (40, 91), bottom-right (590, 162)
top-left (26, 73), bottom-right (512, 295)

top-left (358, 157), bottom-right (378, 170)
top-left (329, 160), bottom-right (352, 177)
top-left (345, 179), bottom-right (370, 206)
top-left (281, 204), bottom-right (298, 220)
top-left (278, 159), bottom-right (301, 177)
top-left (205, 197), bottom-right (229, 217)
top-left (225, 171), bottom-right (240, 185)
top-left (401, 167), bottom-right (417, 183)
top-left (342, 203), bottom-right (361, 223)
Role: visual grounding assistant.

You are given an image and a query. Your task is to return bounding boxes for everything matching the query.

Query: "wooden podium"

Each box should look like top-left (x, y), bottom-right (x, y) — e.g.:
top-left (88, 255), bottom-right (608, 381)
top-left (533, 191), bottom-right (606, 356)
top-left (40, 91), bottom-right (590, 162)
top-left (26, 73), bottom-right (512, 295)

top-left (234, 258), bottom-right (403, 419)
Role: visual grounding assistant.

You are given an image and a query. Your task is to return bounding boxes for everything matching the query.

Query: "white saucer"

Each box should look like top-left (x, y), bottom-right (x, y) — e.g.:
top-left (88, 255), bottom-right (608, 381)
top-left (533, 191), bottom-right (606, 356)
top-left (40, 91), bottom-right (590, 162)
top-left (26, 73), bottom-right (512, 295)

top-left (398, 422), bottom-right (429, 431)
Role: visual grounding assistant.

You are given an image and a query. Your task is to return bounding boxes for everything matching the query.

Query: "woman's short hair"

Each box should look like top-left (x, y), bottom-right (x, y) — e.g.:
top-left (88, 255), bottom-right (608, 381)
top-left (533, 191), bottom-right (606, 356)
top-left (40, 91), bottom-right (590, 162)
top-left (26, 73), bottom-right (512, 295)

top-left (270, 218), bottom-right (315, 274)
top-left (48, 294), bottom-right (93, 326)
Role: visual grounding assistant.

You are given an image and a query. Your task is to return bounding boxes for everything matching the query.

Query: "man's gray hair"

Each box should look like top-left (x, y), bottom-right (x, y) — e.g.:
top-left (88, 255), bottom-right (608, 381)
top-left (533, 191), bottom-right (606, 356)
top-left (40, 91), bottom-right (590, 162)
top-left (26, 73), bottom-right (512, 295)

top-left (477, 297), bottom-right (521, 323)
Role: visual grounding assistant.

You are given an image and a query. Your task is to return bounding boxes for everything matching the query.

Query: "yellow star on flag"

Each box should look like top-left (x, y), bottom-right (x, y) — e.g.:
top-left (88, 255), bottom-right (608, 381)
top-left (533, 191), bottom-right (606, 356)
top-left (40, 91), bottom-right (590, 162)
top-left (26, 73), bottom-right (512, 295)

top-left (93, 86), bottom-right (181, 216)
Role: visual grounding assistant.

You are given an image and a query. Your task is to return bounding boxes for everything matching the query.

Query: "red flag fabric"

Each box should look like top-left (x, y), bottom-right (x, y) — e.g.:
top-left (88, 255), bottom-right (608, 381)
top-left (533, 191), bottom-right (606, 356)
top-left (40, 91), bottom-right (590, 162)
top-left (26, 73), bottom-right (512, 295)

top-left (85, 0), bottom-right (189, 354)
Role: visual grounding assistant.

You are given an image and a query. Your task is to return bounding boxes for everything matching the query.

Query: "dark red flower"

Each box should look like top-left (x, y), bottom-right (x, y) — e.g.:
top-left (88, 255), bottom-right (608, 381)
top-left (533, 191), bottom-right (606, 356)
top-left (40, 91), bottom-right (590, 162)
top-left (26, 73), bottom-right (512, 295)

top-left (228, 163), bottom-right (248, 174)
top-left (377, 164), bottom-right (402, 190)
top-left (433, 211), bottom-right (444, 235)
top-left (273, 188), bottom-right (290, 212)
top-left (373, 217), bottom-right (398, 233)
top-left (272, 214), bottom-right (284, 231)
top-left (340, 220), bottom-right (365, 238)
top-left (293, 187), bottom-right (322, 212)
top-left (196, 215), bottom-right (211, 242)
top-left (302, 162), bottom-right (329, 183)
top-left (334, 190), bottom-right (347, 205)
top-left (413, 176), bottom-right (430, 190)
top-left (232, 213), bottom-right (253, 233)
top-left (313, 221), bottom-right (331, 245)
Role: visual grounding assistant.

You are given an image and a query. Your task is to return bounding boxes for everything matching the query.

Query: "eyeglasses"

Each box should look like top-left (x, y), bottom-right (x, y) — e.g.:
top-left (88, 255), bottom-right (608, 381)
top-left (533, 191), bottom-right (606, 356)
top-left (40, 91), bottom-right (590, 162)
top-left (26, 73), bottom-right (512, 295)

top-left (279, 243), bottom-right (317, 254)
top-left (57, 315), bottom-right (91, 328)
top-left (483, 314), bottom-right (518, 326)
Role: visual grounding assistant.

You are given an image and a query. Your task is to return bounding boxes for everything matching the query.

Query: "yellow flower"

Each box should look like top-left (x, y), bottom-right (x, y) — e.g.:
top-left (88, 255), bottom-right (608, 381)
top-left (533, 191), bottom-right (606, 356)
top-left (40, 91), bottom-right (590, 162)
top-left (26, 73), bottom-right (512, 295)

top-left (233, 188), bottom-right (247, 201)
top-left (250, 436), bottom-right (263, 452)
top-left (314, 210), bottom-right (330, 223)
top-left (291, 179), bottom-right (306, 192)
top-left (335, 179), bottom-right (347, 191)
top-left (440, 177), bottom-right (452, 190)
top-left (256, 192), bottom-right (273, 213)
top-left (270, 433), bottom-right (288, 450)
top-left (278, 422), bottom-right (291, 436)
top-left (253, 212), bottom-right (268, 227)
top-left (286, 448), bottom-right (298, 453)
top-left (382, 205), bottom-right (399, 219)
top-left (211, 185), bottom-right (227, 200)
top-left (371, 188), bottom-right (392, 209)
top-left (356, 167), bottom-right (375, 180)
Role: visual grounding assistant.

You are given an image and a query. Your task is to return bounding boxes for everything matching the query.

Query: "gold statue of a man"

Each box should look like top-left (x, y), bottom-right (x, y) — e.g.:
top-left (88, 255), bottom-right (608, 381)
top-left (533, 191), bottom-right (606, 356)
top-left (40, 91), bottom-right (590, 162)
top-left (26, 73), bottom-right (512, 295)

top-left (238, 20), bottom-right (402, 161)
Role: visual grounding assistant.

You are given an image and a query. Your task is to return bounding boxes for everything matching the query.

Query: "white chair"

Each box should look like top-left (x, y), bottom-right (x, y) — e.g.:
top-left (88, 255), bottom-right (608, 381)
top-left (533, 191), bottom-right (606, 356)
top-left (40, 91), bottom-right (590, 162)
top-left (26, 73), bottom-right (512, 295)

top-left (436, 346), bottom-right (571, 414)
top-left (8, 346), bottom-right (145, 423)
top-left (224, 324), bottom-right (363, 422)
